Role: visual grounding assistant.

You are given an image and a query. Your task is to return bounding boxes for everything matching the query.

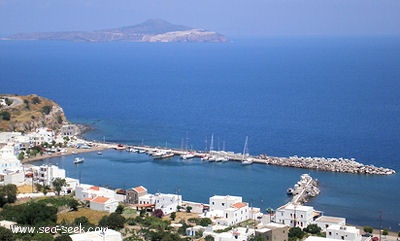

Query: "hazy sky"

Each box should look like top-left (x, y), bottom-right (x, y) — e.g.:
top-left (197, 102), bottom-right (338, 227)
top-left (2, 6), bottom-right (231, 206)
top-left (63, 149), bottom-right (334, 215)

top-left (1, 0), bottom-right (399, 37)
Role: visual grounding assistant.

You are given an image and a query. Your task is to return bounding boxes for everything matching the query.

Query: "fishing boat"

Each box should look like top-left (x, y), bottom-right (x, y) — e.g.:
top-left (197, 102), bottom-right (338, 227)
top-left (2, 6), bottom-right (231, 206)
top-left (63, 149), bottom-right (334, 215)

top-left (74, 157), bottom-right (84, 164)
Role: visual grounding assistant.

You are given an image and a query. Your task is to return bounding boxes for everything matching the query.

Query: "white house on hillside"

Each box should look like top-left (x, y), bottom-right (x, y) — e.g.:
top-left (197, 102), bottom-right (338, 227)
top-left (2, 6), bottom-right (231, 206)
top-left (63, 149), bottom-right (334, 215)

top-left (75, 184), bottom-right (125, 202)
top-left (0, 144), bottom-right (24, 185)
top-left (314, 216), bottom-right (346, 232)
top-left (70, 229), bottom-right (122, 241)
top-left (33, 164), bottom-right (65, 186)
top-left (138, 192), bottom-right (182, 215)
top-left (210, 195), bottom-right (242, 212)
top-left (90, 196), bottom-right (119, 213)
top-left (326, 225), bottom-right (362, 241)
top-left (206, 195), bottom-right (251, 226)
top-left (275, 203), bottom-right (315, 228)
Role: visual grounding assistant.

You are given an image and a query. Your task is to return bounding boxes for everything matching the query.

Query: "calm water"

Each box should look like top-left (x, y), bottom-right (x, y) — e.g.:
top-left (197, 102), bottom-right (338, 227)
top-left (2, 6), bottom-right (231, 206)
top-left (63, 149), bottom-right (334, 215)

top-left (1, 37), bottom-right (400, 230)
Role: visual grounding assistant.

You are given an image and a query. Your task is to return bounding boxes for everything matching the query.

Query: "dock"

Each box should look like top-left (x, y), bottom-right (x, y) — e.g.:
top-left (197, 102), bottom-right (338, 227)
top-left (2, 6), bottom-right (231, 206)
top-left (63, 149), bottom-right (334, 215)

top-left (120, 145), bottom-right (396, 175)
top-left (287, 174), bottom-right (320, 205)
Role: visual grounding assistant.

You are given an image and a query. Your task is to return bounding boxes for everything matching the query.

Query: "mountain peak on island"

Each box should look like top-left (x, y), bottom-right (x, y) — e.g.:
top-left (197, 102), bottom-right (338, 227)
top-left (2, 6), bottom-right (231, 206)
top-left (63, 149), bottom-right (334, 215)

top-left (116, 19), bottom-right (192, 35)
top-left (4, 19), bottom-right (228, 43)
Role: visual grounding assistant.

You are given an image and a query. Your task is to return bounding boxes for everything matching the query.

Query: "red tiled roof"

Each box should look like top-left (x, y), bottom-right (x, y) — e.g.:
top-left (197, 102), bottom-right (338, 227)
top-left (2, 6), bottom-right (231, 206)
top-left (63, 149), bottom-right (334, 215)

top-left (133, 186), bottom-right (147, 193)
top-left (231, 202), bottom-right (247, 209)
top-left (91, 196), bottom-right (109, 204)
top-left (90, 186), bottom-right (100, 191)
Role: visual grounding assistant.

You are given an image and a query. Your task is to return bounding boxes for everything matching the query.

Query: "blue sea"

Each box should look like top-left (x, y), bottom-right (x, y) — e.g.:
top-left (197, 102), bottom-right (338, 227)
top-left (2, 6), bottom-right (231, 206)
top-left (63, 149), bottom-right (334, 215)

top-left (1, 37), bottom-right (400, 230)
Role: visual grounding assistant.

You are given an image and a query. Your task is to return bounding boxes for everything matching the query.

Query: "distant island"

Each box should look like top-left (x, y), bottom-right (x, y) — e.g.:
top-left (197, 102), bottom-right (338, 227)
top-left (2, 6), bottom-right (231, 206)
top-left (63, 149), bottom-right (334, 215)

top-left (2, 19), bottom-right (228, 43)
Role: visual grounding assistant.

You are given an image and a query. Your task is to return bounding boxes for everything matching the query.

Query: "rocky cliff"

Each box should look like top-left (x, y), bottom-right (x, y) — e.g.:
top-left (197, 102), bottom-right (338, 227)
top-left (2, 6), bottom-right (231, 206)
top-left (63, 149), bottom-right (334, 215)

top-left (0, 94), bottom-right (68, 132)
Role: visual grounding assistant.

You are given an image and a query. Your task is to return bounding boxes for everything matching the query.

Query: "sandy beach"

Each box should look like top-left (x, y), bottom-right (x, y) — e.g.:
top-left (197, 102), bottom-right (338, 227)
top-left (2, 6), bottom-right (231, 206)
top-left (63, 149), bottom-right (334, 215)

top-left (21, 142), bottom-right (114, 164)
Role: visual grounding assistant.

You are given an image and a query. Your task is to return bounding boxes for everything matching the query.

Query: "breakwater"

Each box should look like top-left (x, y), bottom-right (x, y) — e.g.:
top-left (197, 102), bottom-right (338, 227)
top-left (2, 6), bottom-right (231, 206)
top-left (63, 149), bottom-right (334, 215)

top-left (124, 145), bottom-right (396, 175)
top-left (287, 174), bottom-right (320, 204)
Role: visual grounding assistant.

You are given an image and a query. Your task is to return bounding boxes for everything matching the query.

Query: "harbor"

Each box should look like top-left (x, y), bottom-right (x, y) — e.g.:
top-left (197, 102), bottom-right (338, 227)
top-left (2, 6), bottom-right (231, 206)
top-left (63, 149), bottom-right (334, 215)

top-left (119, 145), bottom-right (396, 175)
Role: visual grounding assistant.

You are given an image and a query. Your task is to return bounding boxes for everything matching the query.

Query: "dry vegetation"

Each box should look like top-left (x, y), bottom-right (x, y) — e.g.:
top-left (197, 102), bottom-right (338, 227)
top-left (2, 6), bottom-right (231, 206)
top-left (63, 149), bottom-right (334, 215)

top-left (0, 94), bottom-right (67, 132)
top-left (57, 207), bottom-right (110, 225)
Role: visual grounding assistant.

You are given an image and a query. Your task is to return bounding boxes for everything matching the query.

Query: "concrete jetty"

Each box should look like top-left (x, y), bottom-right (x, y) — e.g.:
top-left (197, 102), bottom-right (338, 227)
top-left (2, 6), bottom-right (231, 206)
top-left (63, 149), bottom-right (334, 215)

top-left (288, 174), bottom-right (320, 205)
top-left (124, 145), bottom-right (396, 175)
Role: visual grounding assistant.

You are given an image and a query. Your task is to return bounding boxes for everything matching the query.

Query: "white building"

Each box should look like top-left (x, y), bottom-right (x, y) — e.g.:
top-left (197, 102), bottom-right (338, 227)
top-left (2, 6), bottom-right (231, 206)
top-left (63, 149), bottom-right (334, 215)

top-left (90, 196), bottom-right (119, 213)
top-left (326, 225), bottom-right (362, 241)
top-left (27, 127), bottom-right (55, 146)
top-left (203, 227), bottom-right (255, 241)
top-left (305, 236), bottom-right (340, 241)
top-left (34, 164), bottom-right (66, 186)
top-left (138, 192), bottom-right (182, 215)
top-left (0, 144), bottom-right (21, 170)
top-left (70, 229), bottom-right (122, 241)
top-left (75, 184), bottom-right (125, 203)
top-left (206, 195), bottom-right (251, 226)
top-left (210, 195), bottom-right (242, 212)
top-left (62, 177), bottom-right (80, 194)
top-left (0, 144), bottom-right (24, 185)
top-left (275, 203), bottom-right (315, 228)
top-left (314, 216), bottom-right (346, 232)
top-left (2, 170), bottom-right (24, 186)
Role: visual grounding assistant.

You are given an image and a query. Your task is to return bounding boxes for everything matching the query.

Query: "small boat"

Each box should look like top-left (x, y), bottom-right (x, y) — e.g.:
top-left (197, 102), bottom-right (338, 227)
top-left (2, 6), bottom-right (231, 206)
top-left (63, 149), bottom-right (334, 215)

top-left (181, 153), bottom-right (195, 160)
top-left (97, 151), bottom-right (102, 155)
top-left (74, 157), bottom-right (84, 164)
top-left (161, 152), bottom-right (175, 159)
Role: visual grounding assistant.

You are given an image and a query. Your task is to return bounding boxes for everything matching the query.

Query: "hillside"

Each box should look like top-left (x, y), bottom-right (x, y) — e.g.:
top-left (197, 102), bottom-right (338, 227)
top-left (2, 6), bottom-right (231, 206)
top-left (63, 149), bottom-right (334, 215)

top-left (4, 19), bottom-right (228, 43)
top-left (0, 94), bottom-right (68, 132)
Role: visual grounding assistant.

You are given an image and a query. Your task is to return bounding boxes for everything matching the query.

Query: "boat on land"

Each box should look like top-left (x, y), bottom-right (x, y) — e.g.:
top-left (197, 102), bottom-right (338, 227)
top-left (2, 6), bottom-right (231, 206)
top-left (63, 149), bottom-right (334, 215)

top-left (74, 157), bottom-right (84, 164)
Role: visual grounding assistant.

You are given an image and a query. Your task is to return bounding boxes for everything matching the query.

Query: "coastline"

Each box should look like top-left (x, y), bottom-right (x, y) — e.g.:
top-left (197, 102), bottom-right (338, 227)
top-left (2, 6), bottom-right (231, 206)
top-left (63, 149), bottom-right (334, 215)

top-left (21, 143), bottom-right (112, 164)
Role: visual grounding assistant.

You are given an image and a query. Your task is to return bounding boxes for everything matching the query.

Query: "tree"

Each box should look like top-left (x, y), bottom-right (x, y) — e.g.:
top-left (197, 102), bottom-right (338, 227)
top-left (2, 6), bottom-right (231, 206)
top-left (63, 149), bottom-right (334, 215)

top-left (1, 201), bottom-right (57, 226)
top-left (0, 227), bottom-right (15, 241)
top-left (170, 212), bottom-right (176, 221)
top-left (52, 178), bottom-right (66, 196)
top-left (382, 229), bottom-right (389, 236)
top-left (0, 184), bottom-right (17, 207)
top-left (0, 111), bottom-right (11, 121)
top-left (199, 218), bottom-right (212, 227)
top-left (68, 198), bottom-right (79, 211)
top-left (73, 216), bottom-right (94, 230)
top-left (23, 99), bottom-right (30, 110)
top-left (42, 105), bottom-right (52, 115)
top-left (17, 152), bottom-right (25, 161)
top-left (364, 226), bottom-right (373, 234)
top-left (31, 96), bottom-right (41, 104)
top-left (304, 224), bottom-right (322, 234)
top-left (205, 235), bottom-right (215, 241)
top-left (54, 234), bottom-right (72, 241)
top-left (289, 227), bottom-right (305, 241)
top-left (186, 206), bottom-right (192, 213)
top-left (115, 204), bottom-right (124, 214)
top-left (99, 213), bottom-right (125, 230)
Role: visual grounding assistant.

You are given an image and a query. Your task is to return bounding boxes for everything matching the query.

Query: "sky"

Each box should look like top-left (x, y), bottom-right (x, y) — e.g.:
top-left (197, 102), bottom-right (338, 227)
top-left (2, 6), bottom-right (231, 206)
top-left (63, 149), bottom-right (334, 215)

top-left (0, 0), bottom-right (400, 37)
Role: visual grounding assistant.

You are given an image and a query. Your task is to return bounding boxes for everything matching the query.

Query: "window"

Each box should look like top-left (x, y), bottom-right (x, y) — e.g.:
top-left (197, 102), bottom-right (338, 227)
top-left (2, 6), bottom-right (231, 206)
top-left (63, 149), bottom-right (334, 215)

top-left (222, 203), bottom-right (225, 206)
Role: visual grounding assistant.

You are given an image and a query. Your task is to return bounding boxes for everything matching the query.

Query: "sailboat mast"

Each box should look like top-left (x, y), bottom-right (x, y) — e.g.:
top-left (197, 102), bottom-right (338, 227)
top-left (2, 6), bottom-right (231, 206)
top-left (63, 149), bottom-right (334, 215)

top-left (242, 136), bottom-right (248, 160)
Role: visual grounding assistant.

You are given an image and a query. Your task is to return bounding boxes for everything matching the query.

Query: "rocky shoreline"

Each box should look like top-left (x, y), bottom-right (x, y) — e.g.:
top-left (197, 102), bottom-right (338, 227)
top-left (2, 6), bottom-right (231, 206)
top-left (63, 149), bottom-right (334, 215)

top-left (287, 174), bottom-right (320, 204)
top-left (257, 154), bottom-right (396, 175)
